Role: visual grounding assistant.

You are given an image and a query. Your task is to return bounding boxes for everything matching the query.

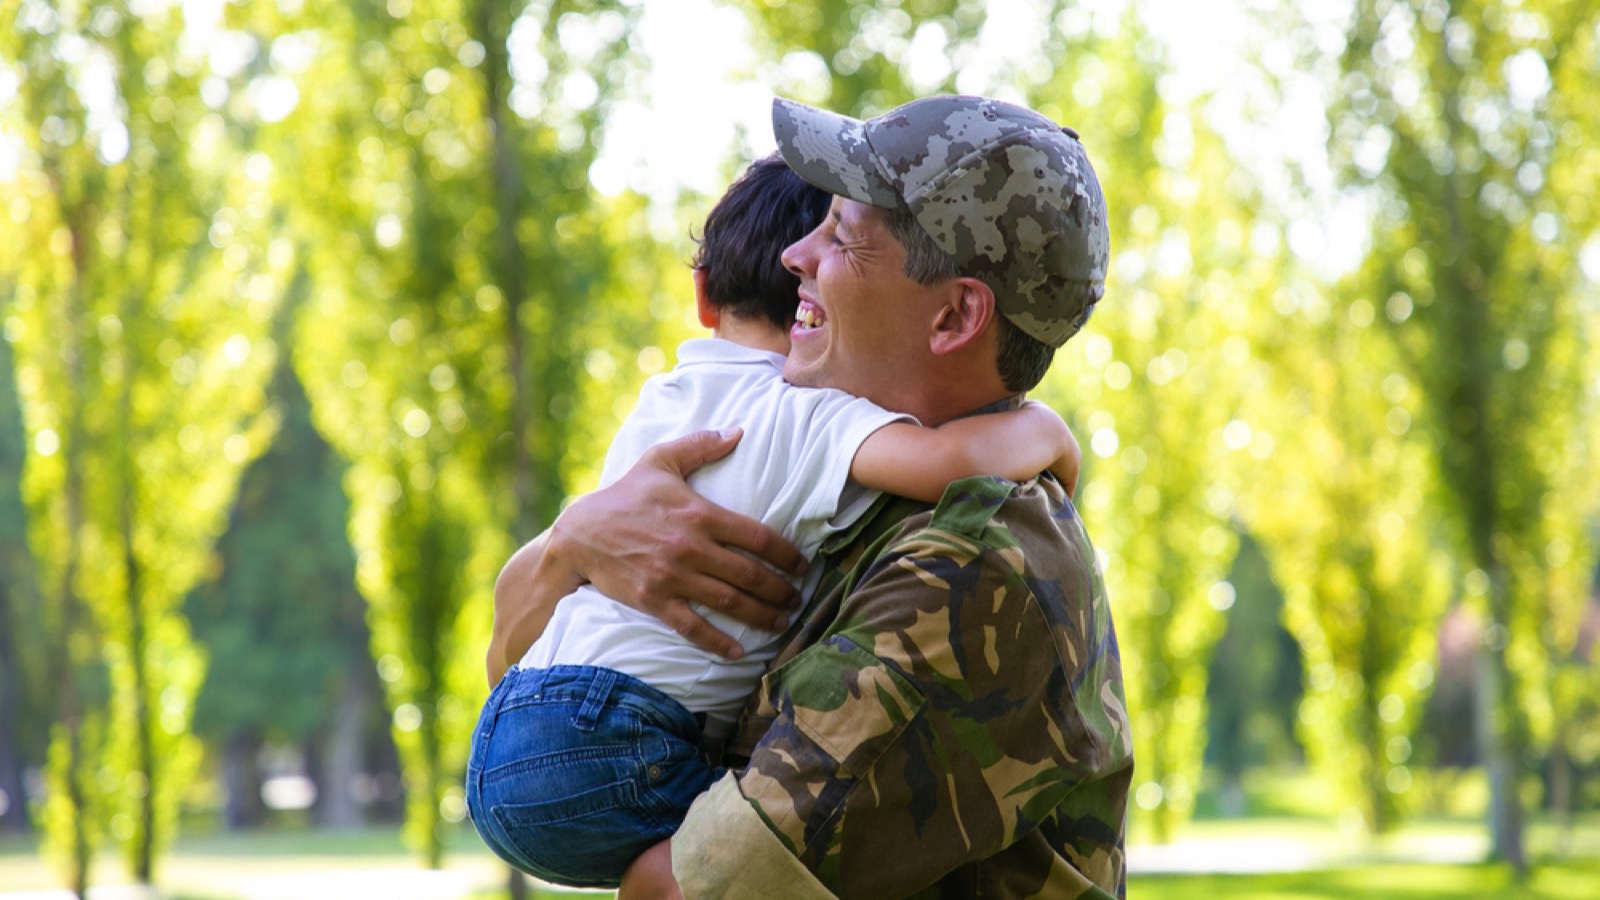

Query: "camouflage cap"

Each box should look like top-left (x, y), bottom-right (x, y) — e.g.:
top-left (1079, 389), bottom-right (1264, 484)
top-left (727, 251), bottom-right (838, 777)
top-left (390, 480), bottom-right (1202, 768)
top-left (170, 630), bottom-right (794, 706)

top-left (772, 95), bottom-right (1109, 347)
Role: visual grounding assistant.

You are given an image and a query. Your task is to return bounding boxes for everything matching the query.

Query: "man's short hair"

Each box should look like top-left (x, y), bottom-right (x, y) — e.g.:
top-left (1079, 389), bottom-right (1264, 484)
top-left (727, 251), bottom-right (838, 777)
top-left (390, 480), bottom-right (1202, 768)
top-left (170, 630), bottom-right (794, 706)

top-left (692, 154), bottom-right (830, 330)
top-left (882, 205), bottom-right (1057, 394)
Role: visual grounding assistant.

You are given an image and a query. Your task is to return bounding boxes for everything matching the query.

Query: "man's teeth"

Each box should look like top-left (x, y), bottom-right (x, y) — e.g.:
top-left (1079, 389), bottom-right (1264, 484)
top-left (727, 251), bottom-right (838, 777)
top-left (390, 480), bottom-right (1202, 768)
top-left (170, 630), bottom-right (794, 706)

top-left (796, 305), bottom-right (823, 329)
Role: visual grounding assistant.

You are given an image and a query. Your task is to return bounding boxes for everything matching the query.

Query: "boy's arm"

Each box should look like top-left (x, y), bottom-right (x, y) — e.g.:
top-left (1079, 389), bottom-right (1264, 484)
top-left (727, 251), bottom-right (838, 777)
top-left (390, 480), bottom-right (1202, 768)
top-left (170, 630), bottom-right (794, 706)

top-left (850, 400), bottom-right (1080, 503)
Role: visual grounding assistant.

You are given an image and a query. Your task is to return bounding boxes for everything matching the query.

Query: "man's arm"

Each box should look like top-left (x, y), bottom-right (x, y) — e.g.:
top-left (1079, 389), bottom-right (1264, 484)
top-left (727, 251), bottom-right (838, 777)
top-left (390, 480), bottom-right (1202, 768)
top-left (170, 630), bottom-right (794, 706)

top-left (486, 531), bottom-right (577, 684)
top-left (487, 429), bottom-right (809, 684)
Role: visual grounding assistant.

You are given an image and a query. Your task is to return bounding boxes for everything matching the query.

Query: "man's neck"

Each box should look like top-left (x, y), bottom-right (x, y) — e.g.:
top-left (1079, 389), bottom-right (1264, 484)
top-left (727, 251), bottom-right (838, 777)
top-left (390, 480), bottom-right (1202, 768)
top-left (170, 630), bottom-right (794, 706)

top-left (898, 362), bottom-right (1013, 426)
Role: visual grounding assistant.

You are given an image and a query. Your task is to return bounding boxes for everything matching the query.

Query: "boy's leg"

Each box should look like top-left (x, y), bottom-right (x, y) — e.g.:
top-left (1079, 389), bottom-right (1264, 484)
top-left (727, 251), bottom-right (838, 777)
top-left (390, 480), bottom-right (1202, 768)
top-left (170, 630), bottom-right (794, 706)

top-left (465, 665), bottom-right (714, 889)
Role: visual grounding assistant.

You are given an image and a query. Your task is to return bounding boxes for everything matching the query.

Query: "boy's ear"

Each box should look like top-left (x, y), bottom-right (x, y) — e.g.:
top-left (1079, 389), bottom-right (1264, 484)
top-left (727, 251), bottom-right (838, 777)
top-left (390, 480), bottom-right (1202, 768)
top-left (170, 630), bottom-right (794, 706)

top-left (693, 268), bottom-right (719, 329)
top-left (929, 277), bottom-right (996, 356)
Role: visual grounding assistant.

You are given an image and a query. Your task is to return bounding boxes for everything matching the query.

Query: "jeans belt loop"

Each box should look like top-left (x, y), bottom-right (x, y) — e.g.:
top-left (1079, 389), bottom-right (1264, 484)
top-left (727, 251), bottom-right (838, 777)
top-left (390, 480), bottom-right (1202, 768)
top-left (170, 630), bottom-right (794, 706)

top-left (573, 668), bottom-right (617, 733)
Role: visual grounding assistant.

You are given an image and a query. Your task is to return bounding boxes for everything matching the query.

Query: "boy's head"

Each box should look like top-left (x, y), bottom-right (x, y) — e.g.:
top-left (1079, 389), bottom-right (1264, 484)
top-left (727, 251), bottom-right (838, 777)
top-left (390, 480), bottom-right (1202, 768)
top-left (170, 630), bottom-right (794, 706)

top-left (692, 153), bottom-right (830, 330)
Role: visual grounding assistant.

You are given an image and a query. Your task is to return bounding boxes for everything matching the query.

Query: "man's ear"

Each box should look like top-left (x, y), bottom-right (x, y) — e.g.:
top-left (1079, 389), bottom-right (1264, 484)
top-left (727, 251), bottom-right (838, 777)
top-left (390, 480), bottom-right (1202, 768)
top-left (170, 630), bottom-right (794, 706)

top-left (929, 277), bottom-right (996, 356)
top-left (693, 268), bottom-right (719, 329)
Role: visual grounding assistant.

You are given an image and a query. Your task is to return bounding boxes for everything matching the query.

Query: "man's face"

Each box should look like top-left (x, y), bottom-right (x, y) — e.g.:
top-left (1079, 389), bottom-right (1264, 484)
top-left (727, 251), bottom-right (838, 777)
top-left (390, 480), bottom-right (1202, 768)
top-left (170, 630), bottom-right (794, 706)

top-left (780, 197), bottom-right (943, 408)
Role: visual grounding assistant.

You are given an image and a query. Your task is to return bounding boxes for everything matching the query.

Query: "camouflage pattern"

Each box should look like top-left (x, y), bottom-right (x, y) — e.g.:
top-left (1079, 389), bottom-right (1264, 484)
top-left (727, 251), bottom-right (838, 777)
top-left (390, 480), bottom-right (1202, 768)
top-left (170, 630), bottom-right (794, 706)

top-left (773, 95), bottom-right (1111, 347)
top-left (697, 463), bottom-right (1133, 899)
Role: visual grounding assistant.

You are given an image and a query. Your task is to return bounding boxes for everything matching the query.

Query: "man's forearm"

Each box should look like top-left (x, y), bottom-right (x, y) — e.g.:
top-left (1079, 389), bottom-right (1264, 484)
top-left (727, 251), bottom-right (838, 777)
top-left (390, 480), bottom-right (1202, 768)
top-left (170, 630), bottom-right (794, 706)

top-left (487, 531), bottom-right (583, 685)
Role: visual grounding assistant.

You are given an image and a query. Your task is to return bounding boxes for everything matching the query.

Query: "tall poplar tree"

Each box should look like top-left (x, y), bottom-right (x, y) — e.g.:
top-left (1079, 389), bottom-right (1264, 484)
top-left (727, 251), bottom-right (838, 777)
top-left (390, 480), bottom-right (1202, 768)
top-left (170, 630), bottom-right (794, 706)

top-left (1, 0), bottom-right (279, 889)
top-left (1326, 0), bottom-right (1600, 867)
top-left (1026, 7), bottom-right (1254, 841)
top-left (1243, 258), bottom-right (1454, 833)
top-left (238, 0), bottom-right (662, 868)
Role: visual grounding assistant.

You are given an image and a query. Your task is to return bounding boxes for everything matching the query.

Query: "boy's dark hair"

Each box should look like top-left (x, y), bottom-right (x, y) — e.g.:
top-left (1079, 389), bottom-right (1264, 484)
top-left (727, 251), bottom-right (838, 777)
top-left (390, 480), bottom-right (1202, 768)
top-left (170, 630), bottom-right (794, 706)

top-left (692, 154), bottom-right (830, 330)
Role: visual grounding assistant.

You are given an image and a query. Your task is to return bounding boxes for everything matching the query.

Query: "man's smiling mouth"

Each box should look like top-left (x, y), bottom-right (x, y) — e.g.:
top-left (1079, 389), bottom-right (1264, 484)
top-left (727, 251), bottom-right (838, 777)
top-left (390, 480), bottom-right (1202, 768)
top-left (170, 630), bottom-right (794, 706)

top-left (795, 299), bottom-right (826, 330)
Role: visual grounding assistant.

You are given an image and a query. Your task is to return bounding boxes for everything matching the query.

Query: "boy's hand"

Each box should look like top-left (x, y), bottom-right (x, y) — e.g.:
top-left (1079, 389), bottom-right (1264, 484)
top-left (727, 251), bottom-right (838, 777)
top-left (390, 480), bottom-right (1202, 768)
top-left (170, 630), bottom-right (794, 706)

top-left (1020, 400), bottom-right (1080, 497)
top-left (1047, 417), bottom-right (1081, 497)
top-left (547, 428), bottom-right (806, 659)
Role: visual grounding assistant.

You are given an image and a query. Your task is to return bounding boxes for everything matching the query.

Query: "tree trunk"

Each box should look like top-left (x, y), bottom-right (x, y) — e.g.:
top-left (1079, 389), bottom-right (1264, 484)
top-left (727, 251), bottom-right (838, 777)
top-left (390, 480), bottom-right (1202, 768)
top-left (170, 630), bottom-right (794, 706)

top-left (0, 568), bottom-right (30, 834)
top-left (316, 668), bottom-right (370, 829)
top-left (1548, 727), bottom-right (1572, 857)
top-left (474, 0), bottom-right (536, 542)
top-left (120, 363), bottom-right (157, 885)
top-left (57, 177), bottom-right (94, 900)
top-left (221, 731), bottom-right (265, 830)
top-left (1473, 640), bottom-right (1525, 872)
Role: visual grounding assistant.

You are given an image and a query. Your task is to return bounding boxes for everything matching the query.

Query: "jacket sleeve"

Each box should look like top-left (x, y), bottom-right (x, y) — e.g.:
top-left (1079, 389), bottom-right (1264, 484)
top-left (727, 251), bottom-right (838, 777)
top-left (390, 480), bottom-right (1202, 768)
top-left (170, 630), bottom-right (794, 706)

top-left (672, 773), bottom-right (837, 899)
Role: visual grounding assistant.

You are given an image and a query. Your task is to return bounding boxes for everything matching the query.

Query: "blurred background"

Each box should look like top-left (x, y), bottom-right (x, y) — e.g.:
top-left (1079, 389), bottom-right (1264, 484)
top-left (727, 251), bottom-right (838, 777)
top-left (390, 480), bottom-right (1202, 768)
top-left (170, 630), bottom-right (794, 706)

top-left (1, 0), bottom-right (1597, 897)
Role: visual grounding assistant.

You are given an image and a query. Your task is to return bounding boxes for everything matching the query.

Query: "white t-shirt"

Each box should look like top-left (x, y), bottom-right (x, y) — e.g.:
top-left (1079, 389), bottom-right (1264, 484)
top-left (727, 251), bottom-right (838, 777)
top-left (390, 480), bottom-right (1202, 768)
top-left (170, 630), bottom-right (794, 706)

top-left (520, 338), bottom-right (912, 729)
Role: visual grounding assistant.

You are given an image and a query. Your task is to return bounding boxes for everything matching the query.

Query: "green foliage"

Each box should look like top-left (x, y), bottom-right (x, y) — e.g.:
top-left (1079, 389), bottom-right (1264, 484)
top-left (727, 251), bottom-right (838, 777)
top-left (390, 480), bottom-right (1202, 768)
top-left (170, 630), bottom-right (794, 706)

top-left (1, 0), bottom-right (280, 883)
top-left (1321, 0), bottom-right (1600, 857)
top-left (744, 0), bottom-right (981, 113)
top-left (1027, 10), bottom-right (1253, 840)
top-left (240, 0), bottom-right (677, 867)
top-left (185, 335), bottom-right (367, 749)
top-left (38, 718), bottom-right (106, 893)
top-left (1244, 273), bottom-right (1452, 832)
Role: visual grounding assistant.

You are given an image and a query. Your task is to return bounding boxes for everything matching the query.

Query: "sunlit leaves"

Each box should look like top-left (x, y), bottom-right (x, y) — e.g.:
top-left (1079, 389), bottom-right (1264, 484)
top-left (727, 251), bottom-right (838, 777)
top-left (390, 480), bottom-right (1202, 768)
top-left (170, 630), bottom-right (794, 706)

top-left (1321, 0), bottom-right (1600, 854)
top-left (0, 0), bottom-right (280, 883)
top-left (250, 0), bottom-right (671, 867)
top-left (1026, 10), bottom-right (1257, 842)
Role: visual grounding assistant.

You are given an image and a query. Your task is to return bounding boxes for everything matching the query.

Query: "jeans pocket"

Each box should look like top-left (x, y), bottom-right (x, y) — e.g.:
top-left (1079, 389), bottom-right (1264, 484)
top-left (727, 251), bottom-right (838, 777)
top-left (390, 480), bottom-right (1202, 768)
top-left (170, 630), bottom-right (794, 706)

top-left (487, 757), bottom-right (673, 888)
top-left (466, 668), bottom-right (521, 826)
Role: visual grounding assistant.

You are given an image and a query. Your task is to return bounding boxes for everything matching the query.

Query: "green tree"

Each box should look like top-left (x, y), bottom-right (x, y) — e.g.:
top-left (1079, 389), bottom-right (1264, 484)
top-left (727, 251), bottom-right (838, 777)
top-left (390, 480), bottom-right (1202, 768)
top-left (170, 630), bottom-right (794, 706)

top-left (1242, 263), bottom-right (1452, 834)
top-left (1326, 0), bottom-right (1600, 866)
top-left (241, 0), bottom-right (665, 868)
top-left (0, 312), bottom-right (45, 836)
top-left (1204, 532), bottom-right (1303, 808)
top-left (0, 0), bottom-right (280, 889)
top-left (184, 280), bottom-right (379, 830)
top-left (1026, 8), bottom-right (1255, 840)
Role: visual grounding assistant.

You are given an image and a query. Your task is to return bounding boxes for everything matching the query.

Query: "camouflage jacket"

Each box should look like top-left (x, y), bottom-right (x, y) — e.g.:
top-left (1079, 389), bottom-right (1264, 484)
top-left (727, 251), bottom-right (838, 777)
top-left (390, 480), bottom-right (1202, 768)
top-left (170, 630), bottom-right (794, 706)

top-left (672, 472), bottom-right (1133, 899)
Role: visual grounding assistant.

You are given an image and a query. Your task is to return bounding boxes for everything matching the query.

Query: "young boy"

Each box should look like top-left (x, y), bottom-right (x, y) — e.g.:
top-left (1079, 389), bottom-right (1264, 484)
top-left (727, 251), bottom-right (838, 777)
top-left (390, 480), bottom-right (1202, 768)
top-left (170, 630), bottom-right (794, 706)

top-left (465, 156), bottom-right (1079, 889)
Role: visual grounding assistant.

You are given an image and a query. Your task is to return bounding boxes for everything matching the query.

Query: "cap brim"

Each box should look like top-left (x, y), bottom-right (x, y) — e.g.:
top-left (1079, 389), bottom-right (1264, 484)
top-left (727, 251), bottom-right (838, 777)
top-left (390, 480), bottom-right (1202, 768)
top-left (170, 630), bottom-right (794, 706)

top-left (772, 98), bottom-right (902, 209)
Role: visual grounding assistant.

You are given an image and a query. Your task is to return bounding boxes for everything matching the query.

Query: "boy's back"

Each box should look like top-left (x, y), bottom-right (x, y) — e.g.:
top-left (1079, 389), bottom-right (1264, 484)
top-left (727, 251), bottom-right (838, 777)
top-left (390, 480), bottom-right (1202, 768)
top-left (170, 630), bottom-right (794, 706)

top-left (522, 337), bottom-right (907, 728)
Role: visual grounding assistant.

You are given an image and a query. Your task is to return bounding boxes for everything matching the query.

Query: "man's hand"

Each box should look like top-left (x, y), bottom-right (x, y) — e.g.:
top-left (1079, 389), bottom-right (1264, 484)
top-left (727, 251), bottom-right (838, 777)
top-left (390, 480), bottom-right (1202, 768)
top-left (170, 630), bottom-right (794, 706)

top-left (494, 428), bottom-right (806, 670)
top-left (618, 839), bottom-right (680, 900)
top-left (553, 428), bottom-right (806, 657)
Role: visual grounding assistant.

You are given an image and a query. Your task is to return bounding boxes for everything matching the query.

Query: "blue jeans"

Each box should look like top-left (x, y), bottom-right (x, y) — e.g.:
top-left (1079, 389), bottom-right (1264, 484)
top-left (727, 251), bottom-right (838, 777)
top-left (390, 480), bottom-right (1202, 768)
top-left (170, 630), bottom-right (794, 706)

top-left (465, 665), bottom-right (717, 888)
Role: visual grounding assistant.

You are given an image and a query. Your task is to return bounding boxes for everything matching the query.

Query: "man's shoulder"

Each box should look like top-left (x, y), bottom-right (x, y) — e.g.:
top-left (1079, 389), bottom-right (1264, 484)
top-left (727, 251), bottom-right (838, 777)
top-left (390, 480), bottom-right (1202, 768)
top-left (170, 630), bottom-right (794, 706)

top-left (829, 474), bottom-right (1095, 580)
top-left (826, 476), bottom-right (1116, 716)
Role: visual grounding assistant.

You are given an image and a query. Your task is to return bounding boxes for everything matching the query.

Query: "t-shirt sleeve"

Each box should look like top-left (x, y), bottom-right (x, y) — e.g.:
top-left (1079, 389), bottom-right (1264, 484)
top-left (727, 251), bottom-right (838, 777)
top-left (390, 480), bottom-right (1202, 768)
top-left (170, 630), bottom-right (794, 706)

top-left (766, 388), bottom-right (912, 552)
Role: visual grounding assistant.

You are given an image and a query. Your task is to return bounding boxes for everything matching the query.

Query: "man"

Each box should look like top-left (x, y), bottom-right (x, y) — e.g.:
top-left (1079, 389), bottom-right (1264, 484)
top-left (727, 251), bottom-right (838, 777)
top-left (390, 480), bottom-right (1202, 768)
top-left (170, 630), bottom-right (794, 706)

top-left (492, 94), bottom-right (1131, 899)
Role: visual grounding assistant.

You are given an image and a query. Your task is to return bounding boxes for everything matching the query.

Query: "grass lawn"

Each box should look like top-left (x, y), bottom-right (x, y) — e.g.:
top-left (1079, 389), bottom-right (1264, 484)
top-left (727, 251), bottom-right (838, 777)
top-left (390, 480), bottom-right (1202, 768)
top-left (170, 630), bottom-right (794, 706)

top-left (5, 826), bottom-right (1597, 900)
top-left (3, 768), bottom-right (1595, 899)
top-left (1133, 861), bottom-right (1600, 899)
top-left (0, 826), bottom-right (570, 899)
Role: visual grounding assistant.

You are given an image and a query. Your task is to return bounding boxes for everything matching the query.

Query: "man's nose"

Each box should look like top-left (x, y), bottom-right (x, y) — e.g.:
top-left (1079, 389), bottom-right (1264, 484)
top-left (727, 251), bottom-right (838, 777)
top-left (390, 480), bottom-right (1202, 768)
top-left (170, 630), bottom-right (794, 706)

top-left (781, 235), bottom-right (811, 279)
